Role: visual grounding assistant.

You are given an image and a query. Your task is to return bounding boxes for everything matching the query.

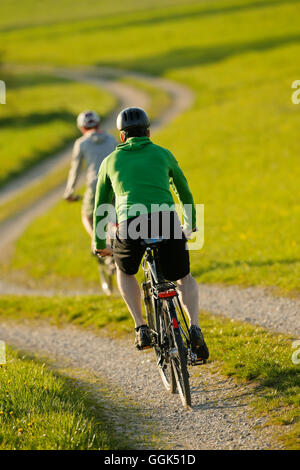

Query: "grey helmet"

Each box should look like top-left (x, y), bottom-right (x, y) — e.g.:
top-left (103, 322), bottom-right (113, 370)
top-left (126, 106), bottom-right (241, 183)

top-left (116, 107), bottom-right (150, 131)
top-left (77, 110), bottom-right (100, 129)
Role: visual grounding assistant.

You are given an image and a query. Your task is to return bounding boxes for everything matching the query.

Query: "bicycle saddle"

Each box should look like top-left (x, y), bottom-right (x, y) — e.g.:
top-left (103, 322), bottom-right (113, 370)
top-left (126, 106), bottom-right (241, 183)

top-left (141, 237), bottom-right (165, 247)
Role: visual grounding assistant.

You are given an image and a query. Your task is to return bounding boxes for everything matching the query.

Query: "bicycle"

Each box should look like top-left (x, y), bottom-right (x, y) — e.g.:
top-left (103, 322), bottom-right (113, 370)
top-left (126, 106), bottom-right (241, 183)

top-left (141, 237), bottom-right (205, 408)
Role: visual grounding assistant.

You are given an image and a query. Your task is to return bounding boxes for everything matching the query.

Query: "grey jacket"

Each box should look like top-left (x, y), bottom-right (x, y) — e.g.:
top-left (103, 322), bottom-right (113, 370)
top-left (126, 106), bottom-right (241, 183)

top-left (64, 130), bottom-right (117, 198)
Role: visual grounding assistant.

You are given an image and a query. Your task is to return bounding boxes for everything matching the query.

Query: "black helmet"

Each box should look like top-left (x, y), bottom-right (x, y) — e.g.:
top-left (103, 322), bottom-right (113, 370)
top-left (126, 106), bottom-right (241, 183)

top-left (116, 107), bottom-right (150, 131)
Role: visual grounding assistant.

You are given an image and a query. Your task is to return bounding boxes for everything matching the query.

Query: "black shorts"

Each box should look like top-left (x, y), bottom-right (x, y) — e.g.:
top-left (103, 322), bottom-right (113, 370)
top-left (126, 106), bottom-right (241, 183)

top-left (113, 211), bottom-right (190, 281)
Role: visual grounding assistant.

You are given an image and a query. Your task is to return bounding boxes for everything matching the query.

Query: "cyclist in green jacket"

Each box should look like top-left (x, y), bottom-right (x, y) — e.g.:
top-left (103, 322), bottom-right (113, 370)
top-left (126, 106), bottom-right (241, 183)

top-left (93, 107), bottom-right (208, 360)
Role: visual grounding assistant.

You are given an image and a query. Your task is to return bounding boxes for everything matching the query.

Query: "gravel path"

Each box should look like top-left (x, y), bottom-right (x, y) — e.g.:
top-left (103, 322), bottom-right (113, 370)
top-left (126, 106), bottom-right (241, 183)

top-left (53, 66), bottom-right (194, 134)
top-left (0, 320), bottom-right (280, 450)
top-left (0, 66), bottom-right (296, 450)
top-left (198, 284), bottom-right (300, 338)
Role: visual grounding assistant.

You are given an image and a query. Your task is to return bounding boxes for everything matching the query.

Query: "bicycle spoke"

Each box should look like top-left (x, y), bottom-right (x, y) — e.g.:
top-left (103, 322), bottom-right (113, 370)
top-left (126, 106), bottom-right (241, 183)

top-left (165, 301), bottom-right (191, 408)
top-left (98, 258), bottom-right (115, 295)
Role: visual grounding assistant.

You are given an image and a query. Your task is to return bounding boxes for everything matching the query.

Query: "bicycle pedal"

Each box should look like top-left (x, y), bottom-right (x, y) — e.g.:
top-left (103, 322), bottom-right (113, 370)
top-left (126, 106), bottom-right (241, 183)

top-left (136, 344), bottom-right (153, 351)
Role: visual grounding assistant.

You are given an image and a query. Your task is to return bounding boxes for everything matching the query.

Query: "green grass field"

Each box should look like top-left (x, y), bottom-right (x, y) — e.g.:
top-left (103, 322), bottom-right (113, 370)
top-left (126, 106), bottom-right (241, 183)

top-left (0, 346), bottom-right (133, 449)
top-left (0, 71), bottom-right (115, 187)
top-left (0, 0), bottom-right (299, 451)
top-left (9, 196), bottom-right (103, 287)
top-left (0, 0), bottom-right (192, 29)
top-left (2, 0), bottom-right (299, 293)
top-left (0, 294), bottom-right (298, 449)
top-left (0, 165), bottom-right (68, 224)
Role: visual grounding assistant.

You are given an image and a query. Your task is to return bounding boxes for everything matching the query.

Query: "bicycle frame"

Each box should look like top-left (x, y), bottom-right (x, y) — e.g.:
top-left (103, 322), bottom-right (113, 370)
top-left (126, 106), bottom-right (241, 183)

top-left (142, 244), bottom-right (198, 367)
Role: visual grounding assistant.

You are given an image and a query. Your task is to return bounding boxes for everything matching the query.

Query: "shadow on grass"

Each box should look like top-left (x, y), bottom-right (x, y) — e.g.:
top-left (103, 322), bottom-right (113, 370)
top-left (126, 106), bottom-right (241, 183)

top-left (192, 348), bottom-right (299, 426)
top-left (1, 0), bottom-right (299, 38)
top-left (6, 74), bottom-right (70, 90)
top-left (82, 0), bottom-right (300, 34)
top-left (101, 32), bottom-right (300, 74)
top-left (0, 110), bottom-right (74, 129)
top-left (193, 368), bottom-right (299, 409)
top-left (192, 257), bottom-right (300, 278)
top-left (259, 367), bottom-right (300, 397)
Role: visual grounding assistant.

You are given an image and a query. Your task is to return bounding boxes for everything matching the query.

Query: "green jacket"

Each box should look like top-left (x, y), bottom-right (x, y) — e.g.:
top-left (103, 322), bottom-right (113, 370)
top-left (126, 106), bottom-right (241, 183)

top-left (93, 136), bottom-right (196, 249)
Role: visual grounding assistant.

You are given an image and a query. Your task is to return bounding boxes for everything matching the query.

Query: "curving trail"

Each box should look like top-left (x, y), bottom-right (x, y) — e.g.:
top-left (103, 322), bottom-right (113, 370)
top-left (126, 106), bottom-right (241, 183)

top-left (0, 66), bottom-right (299, 337)
top-left (0, 65), bottom-right (297, 450)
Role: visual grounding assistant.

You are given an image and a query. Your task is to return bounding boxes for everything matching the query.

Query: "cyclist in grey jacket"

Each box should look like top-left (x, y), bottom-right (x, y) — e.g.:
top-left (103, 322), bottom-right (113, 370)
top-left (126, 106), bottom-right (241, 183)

top-left (64, 110), bottom-right (117, 237)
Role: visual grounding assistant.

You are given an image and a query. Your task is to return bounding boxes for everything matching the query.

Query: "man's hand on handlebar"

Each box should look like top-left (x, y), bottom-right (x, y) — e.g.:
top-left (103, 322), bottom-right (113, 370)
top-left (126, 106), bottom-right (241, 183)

top-left (182, 226), bottom-right (198, 240)
top-left (94, 245), bottom-right (113, 257)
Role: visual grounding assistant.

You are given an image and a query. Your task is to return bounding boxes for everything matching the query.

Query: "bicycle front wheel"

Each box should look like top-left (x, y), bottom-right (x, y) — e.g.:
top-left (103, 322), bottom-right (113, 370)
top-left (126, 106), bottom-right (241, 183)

top-left (164, 301), bottom-right (191, 408)
top-left (98, 257), bottom-right (115, 295)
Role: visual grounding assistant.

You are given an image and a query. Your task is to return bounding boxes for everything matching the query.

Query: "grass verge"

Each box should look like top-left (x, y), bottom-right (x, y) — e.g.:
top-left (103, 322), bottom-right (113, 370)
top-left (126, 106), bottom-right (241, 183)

top-left (6, 197), bottom-right (100, 287)
top-left (0, 165), bottom-right (69, 224)
top-left (0, 294), bottom-right (299, 449)
top-left (0, 346), bottom-right (132, 449)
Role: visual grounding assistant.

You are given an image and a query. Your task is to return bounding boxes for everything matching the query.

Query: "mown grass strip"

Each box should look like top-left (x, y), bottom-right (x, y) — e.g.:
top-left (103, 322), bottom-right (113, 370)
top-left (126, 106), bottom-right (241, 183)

top-left (0, 294), bottom-right (298, 448)
top-left (0, 295), bottom-right (131, 333)
top-left (0, 346), bottom-right (132, 449)
top-left (7, 197), bottom-right (101, 286)
top-left (0, 165), bottom-right (69, 224)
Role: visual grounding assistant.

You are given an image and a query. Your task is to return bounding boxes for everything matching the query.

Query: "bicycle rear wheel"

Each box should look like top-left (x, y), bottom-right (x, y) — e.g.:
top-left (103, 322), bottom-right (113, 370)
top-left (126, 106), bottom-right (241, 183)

top-left (146, 295), bottom-right (176, 394)
top-left (156, 306), bottom-right (176, 394)
top-left (164, 301), bottom-right (191, 408)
